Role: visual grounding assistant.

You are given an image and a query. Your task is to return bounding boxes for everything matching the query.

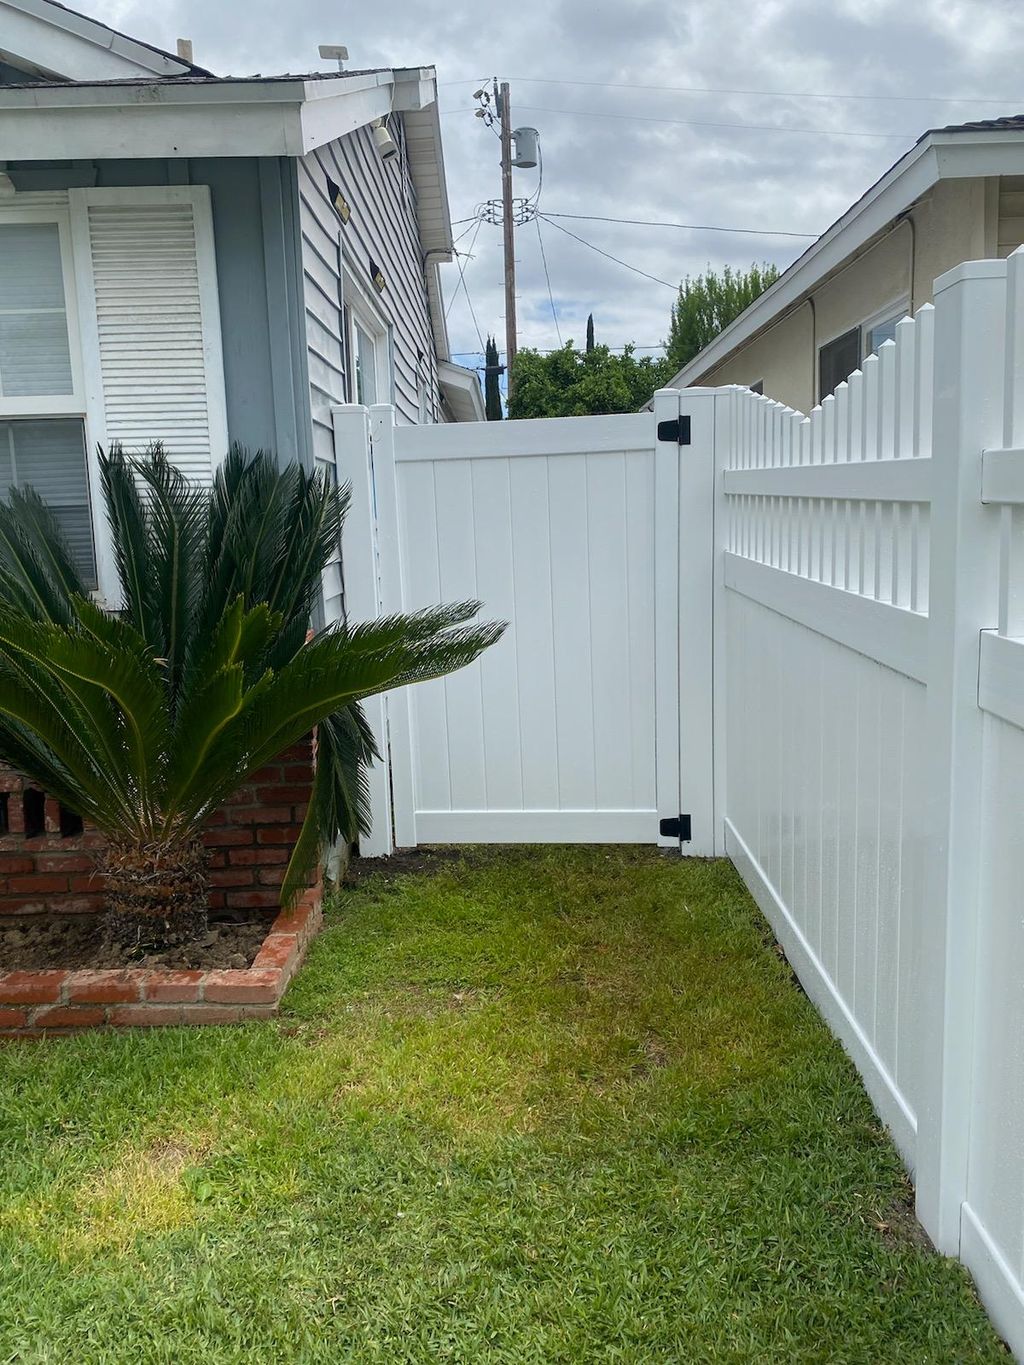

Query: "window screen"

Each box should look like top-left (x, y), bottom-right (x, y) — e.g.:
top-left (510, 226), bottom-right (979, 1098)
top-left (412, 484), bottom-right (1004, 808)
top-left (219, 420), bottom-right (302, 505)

top-left (0, 224), bottom-right (74, 398)
top-left (0, 419), bottom-right (96, 585)
top-left (818, 327), bottom-right (860, 401)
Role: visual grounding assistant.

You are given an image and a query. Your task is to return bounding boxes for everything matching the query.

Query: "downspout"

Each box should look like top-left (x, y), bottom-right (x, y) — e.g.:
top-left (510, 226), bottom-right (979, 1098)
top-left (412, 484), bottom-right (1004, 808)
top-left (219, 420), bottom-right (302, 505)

top-left (807, 295), bottom-right (816, 407)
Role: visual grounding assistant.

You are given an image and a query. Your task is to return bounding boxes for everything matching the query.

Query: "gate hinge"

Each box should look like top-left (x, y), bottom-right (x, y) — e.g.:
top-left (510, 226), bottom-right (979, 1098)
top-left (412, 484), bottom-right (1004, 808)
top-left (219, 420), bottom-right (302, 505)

top-left (659, 814), bottom-right (692, 842)
top-left (656, 415), bottom-right (691, 445)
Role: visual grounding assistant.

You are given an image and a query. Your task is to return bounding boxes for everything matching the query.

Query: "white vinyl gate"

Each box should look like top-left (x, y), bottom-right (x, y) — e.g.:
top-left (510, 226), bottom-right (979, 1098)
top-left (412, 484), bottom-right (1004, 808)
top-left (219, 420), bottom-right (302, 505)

top-left (331, 391), bottom-right (717, 858)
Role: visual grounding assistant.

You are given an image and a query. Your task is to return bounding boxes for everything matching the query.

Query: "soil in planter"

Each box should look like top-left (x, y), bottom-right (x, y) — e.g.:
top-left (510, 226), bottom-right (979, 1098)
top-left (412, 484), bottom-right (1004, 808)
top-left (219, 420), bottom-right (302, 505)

top-left (0, 912), bottom-right (276, 972)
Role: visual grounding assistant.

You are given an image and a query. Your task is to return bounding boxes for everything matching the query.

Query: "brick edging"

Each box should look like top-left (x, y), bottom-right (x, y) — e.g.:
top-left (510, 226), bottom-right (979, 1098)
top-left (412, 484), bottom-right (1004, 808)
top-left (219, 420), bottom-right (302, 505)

top-left (0, 893), bottom-right (322, 1037)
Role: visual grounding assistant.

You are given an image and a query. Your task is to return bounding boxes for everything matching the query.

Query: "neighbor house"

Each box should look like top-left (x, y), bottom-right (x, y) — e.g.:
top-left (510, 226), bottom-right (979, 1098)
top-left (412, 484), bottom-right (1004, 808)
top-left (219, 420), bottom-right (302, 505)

top-left (0, 0), bottom-right (483, 614)
top-left (662, 115), bottom-right (1024, 411)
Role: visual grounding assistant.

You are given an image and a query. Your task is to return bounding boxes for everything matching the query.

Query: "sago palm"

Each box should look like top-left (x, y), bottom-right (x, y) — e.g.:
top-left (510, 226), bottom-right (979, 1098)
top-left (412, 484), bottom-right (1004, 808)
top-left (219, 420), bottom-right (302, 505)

top-left (0, 445), bottom-right (502, 948)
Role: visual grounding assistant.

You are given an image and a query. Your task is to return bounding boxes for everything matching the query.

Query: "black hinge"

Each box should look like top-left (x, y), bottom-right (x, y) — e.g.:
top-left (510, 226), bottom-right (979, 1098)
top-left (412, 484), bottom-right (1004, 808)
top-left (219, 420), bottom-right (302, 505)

top-left (659, 814), bottom-right (692, 842)
top-left (656, 415), bottom-right (691, 445)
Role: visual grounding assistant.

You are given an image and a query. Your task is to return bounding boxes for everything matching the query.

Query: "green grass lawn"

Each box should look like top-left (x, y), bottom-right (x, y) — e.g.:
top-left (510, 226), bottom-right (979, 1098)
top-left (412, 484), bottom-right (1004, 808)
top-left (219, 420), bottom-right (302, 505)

top-left (0, 848), bottom-right (1007, 1363)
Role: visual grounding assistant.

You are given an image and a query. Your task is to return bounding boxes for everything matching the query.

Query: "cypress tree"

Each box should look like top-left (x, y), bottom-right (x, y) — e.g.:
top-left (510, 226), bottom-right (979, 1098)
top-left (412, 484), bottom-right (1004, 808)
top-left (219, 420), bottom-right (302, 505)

top-left (484, 336), bottom-right (503, 421)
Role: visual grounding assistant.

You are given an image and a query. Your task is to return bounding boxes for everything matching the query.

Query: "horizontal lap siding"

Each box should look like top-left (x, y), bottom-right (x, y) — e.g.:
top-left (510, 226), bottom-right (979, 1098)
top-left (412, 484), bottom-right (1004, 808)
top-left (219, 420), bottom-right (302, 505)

top-left (298, 121), bottom-right (441, 446)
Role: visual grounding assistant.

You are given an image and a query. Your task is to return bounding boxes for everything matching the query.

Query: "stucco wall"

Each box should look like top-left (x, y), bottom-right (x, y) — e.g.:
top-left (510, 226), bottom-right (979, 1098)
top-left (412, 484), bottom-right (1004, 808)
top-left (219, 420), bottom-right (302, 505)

top-left (699, 175), bottom-right (995, 413)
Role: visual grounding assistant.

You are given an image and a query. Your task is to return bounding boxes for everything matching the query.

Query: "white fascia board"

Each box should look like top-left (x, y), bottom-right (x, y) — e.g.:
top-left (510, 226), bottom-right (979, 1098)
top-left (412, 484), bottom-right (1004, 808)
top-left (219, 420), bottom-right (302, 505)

top-left (0, 0), bottom-right (189, 79)
top-left (0, 71), bottom-right (433, 159)
top-left (438, 361), bottom-right (486, 422)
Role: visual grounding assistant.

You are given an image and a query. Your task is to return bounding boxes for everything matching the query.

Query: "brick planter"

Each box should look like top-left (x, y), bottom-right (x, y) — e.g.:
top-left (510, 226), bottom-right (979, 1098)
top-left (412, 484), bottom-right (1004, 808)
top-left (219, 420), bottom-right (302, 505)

top-left (0, 737), bottom-right (326, 1036)
top-left (0, 891), bottom-right (322, 1036)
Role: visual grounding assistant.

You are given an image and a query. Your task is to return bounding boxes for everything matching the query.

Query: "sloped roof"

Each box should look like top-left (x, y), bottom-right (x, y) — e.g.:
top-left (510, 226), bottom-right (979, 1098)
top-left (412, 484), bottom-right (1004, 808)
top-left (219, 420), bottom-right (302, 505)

top-left (0, 0), bottom-right (209, 79)
top-left (927, 113), bottom-right (1024, 135)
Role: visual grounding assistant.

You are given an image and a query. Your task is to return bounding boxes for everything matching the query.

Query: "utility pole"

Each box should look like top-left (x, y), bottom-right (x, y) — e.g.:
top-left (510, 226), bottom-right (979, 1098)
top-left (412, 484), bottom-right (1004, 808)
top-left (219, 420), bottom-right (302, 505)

top-left (496, 79), bottom-right (517, 394)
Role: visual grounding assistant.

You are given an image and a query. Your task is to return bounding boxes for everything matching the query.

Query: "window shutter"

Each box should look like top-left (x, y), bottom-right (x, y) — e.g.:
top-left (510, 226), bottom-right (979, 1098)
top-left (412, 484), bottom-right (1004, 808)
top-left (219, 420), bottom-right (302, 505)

top-left (69, 186), bottom-right (228, 484)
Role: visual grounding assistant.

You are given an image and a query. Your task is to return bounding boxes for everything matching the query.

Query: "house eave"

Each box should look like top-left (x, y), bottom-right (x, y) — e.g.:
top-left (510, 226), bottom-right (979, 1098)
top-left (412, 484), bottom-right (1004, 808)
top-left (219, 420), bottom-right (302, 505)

top-left (438, 360), bottom-right (486, 422)
top-left (0, 68), bottom-right (438, 160)
top-left (660, 128), bottom-right (1024, 395)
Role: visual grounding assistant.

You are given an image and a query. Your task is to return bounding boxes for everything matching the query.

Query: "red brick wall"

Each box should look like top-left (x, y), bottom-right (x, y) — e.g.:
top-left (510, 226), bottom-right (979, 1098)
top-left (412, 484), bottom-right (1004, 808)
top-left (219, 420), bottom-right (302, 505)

top-left (0, 739), bottom-right (315, 918)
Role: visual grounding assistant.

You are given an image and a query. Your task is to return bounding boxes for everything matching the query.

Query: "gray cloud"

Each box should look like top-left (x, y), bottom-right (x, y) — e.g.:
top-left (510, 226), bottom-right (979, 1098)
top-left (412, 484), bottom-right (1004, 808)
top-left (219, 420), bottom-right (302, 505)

top-left (82, 0), bottom-right (1024, 369)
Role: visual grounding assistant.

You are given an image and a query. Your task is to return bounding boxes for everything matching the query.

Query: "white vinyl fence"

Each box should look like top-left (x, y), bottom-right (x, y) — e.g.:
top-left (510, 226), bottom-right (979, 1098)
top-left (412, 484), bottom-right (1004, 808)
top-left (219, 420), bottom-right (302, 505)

top-left (718, 250), bottom-right (1024, 1358)
top-left (331, 246), bottom-right (1024, 1357)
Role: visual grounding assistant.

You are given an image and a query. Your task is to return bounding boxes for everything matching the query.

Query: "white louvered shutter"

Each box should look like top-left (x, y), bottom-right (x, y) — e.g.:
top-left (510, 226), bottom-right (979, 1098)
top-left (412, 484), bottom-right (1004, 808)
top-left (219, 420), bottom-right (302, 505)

top-left (69, 186), bottom-right (228, 484)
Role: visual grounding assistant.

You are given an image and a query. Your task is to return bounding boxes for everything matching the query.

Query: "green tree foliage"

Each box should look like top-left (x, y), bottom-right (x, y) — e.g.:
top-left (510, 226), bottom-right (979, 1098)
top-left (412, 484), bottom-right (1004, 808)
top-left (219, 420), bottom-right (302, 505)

top-left (665, 262), bottom-right (780, 373)
top-left (484, 336), bottom-right (503, 421)
top-left (0, 446), bottom-right (502, 946)
top-left (508, 341), bottom-right (672, 419)
top-left (585, 313), bottom-right (595, 353)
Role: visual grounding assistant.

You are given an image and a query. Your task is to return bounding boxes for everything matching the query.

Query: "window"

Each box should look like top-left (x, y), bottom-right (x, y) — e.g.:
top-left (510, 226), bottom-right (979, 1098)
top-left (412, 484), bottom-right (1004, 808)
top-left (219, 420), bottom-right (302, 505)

top-left (863, 302), bottom-right (909, 358)
top-left (817, 300), bottom-right (911, 403)
top-left (343, 265), bottom-right (392, 410)
top-left (818, 326), bottom-right (861, 402)
top-left (353, 319), bottom-right (379, 406)
top-left (0, 215), bottom-right (95, 584)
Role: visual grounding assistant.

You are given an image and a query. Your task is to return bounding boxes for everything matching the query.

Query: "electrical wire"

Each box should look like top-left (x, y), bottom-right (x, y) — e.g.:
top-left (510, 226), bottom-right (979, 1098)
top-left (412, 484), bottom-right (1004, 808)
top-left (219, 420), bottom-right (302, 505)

top-left (445, 220), bottom-right (487, 354)
top-left (451, 210), bottom-right (817, 237)
top-left (537, 214), bottom-right (678, 291)
top-left (439, 74), bottom-right (1022, 107)
top-left (534, 215), bottom-right (562, 346)
top-left (442, 102), bottom-right (915, 140)
top-left (542, 211), bottom-right (816, 240)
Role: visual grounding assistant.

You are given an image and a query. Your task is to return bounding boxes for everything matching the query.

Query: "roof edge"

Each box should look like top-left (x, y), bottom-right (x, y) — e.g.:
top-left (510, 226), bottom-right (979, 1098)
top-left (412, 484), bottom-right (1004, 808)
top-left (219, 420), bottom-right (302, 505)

top-left (662, 124), bottom-right (1024, 393)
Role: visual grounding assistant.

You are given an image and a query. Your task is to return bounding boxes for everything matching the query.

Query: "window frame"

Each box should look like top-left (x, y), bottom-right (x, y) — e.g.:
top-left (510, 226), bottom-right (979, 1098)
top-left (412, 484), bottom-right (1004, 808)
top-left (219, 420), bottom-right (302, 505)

top-left (0, 201), bottom-right (98, 586)
top-left (816, 295), bottom-right (912, 403)
top-left (861, 296), bottom-right (910, 359)
top-left (0, 204), bottom-right (86, 418)
top-left (341, 259), bottom-right (393, 410)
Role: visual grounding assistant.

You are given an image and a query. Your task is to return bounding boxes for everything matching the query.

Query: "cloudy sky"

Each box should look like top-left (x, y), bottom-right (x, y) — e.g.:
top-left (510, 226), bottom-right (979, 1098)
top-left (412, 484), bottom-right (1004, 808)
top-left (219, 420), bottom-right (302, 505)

top-left (79, 0), bottom-right (1023, 378)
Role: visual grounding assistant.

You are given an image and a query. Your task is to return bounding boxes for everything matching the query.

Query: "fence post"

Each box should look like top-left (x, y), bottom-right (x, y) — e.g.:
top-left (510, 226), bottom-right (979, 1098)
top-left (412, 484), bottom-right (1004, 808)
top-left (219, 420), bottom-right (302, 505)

top-left (330, 403), bottom-right (394, 858)
top-left (653, 389), bottom-right (682, 849)
top-left (369, 404), bottom-right (417, 849)
top-left (916, 260), bottom-right (1007, 1251)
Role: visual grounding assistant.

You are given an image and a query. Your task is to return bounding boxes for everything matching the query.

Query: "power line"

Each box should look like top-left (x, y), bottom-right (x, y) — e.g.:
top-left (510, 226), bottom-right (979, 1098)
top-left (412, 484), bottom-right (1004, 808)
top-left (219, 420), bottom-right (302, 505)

top-left (535, 216), bottom-right (562, 346)
top-left (449, 344), bottom-right (668, 358)
top-left (443, 102), bottom-right (915, 140)
top-left (439, 74), bottom-right (1022, 107)
top-left (446, 220), bottom-right (487, 353)
top-left (451, 209), bottom-right (818, 238)
top-left (543, 211), bottom-right (817, 240)
top-left (537, 213), bottom-right (678, 291)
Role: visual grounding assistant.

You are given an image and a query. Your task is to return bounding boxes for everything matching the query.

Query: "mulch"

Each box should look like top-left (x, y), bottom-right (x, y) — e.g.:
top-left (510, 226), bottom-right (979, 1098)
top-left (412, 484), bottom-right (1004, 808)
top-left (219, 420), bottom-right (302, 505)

top-left (0, 913), bottom-right (276, 972)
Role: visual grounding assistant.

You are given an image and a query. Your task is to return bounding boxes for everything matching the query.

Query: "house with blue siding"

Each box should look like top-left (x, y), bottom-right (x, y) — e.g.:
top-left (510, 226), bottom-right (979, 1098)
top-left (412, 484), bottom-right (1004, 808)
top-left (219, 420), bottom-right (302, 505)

top-left (0, 0), bottom-right (484, 611)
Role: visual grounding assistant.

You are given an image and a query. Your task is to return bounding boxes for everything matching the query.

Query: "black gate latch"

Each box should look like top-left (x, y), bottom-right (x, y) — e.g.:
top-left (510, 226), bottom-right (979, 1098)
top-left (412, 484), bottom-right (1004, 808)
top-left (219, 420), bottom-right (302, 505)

top-left (659, 814), bottom-right (692, 841)
top-left (656, 415), bottom-right (691, 445)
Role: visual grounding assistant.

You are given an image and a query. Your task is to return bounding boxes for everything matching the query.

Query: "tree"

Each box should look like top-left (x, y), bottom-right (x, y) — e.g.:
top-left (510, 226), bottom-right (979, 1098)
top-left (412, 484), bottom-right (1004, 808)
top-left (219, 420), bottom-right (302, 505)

top-left (585, 314), bottom-right (595, 353)
top-left (508, 341), bottom-right (672, 419)
top-left (484, 336), bottom-right (503, 421)
top-left (665, 262), bottom-right (779, 374)
top-left (0, 446), bottom-right (503, 949)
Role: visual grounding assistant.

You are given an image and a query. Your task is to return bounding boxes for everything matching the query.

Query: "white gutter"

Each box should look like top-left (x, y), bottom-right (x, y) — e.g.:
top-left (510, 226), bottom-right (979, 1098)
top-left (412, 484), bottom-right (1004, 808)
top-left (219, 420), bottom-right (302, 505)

top-left (661, 128), bottom-right (1024, 393)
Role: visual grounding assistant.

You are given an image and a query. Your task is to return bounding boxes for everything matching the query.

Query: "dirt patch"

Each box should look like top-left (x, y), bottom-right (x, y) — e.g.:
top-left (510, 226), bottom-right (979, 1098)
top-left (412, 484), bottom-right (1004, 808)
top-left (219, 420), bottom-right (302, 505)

top-left (0, 913), bottom-right (276, 972)
top-left (868, 1182), bottom-right (934, 1252)
top-left (342, 845), bottom-right (469, 889)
